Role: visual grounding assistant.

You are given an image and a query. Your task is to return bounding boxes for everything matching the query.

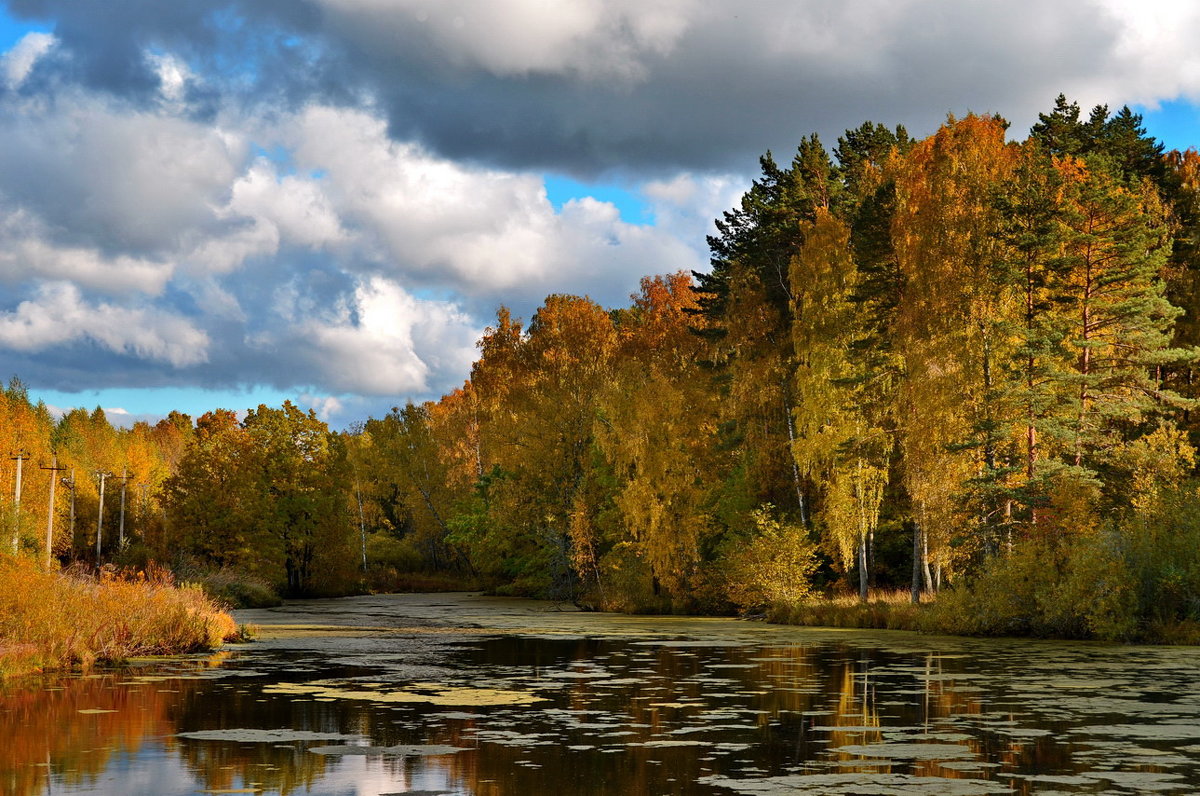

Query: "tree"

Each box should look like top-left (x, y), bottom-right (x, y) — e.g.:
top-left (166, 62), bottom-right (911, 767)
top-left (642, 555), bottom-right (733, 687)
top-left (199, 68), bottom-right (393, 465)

top-left (241, 402), bottom-right (353, 594)
top-left (788, 209), bottom-right (891, 599)
top-left (592, 273), bottom-right (718, 608)
top-left (162, 410), bottom-right (263, 573)
top-left (892, 114), bottom-right (1019, 570)
top-left (1049, 157), bottom-right (1191, 473)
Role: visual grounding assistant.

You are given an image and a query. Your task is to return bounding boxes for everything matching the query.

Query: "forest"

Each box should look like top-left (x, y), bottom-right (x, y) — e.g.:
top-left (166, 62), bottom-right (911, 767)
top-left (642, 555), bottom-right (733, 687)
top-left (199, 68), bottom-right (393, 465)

top-left (5, 95), bottom-right (1200, 642)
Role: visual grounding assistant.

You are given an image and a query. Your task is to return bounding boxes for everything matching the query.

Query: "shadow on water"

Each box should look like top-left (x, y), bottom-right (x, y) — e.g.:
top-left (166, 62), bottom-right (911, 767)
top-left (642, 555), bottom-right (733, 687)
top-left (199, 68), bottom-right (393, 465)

top-left (4, 595), bottom-right (1200, 794)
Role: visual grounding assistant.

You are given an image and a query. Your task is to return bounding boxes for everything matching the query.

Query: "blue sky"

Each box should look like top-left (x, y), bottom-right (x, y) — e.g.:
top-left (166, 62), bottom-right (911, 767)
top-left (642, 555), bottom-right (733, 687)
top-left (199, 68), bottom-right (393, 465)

top-left (2, 0), bottom-right (1199, 428)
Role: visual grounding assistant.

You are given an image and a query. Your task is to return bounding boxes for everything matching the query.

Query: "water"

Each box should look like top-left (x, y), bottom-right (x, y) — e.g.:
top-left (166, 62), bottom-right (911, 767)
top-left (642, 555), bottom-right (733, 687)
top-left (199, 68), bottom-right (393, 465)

top-left (3, 593), bottom-right (1200, 794)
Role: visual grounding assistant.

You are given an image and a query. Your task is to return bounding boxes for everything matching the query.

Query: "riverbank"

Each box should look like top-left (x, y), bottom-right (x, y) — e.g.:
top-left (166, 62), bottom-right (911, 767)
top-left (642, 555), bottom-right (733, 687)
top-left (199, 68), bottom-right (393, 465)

top-left (765, 588), bottom-right (1200, 645)
top-left (0, 556), bottom-right (240, 678)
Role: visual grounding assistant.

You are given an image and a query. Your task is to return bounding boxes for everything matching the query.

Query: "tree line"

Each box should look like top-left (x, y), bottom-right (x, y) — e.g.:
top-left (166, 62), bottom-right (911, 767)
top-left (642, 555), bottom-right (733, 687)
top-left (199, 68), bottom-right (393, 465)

top-left (5, 95), bottom-right (1200, 632)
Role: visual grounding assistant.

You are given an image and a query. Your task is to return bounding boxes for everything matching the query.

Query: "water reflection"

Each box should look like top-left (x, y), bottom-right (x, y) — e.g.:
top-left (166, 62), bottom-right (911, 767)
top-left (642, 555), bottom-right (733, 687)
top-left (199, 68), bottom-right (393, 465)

top-left (3, 620), bottom-right (1200, 794)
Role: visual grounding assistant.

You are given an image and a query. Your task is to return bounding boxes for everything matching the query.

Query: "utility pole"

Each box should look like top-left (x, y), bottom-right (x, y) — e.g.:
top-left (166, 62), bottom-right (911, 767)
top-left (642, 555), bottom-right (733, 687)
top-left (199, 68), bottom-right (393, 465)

top-left (9, 448), bottom-right (29, 553)
top-left (116, 468), bottom-right (132, 549)
top-left (95, 470), bottom-right (111, 562)
top-left (39, 454), bottom-right (66, 568)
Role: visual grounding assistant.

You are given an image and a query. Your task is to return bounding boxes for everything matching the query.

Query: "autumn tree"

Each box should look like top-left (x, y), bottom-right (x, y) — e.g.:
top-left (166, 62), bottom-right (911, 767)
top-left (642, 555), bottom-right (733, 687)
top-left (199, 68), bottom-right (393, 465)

top-left (162, 410), bottom-right (263, 573)
top-left (241, 402), bottom-right (354, 594)
top-left (591, 273), bottom-right (718, 609)
top-left (788, 209), bottom-right (891, 600)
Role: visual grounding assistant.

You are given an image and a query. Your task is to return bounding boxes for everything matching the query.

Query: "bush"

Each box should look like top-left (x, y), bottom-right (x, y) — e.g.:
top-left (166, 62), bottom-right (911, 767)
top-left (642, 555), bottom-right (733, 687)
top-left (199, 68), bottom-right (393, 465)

top-left (722, 505), bottom-right (818, 612)
top-left (924, 483), bottom-right (1200, 642)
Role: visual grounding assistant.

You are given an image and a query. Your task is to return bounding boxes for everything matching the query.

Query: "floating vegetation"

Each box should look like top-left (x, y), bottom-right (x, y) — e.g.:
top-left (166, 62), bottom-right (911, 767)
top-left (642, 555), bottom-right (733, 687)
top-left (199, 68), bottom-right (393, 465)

top-left (176, 729), bottom-right (359, 743)
top-left (699, 772), bottom-right (1012, 794)
top-left (306, 744), bottom-right (468, 756)
top-left (262, 679), bottom-right (548, 706)
top-left (833, 742), bottom-right (976, 760)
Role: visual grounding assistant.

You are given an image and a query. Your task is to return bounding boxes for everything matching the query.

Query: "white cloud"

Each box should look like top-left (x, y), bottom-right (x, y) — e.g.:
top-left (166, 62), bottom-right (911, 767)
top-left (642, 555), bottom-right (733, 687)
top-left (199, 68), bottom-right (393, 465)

top-left (276, 104), bottom-right (702, 302)
top-left (265, 275), bottom-right (481, 395)
top-left (0, 91), bottom-right (246, 256)
top-left (297, 393), bottom-right (345, 420)
top-left (0, 224), bottom-right (173, 295)
top-left (2, 32), bottom-right (55, 88)
top-left (0, 282), bottom-right (208, 366)
top-left (641, 173), bottom-right (744, 254)
top-left (146, 50), bottom-right (192, 103)
top-left (226, 160), bottom-right (346, 250)
top-left (1092, 0), bottom-right (1200, 105)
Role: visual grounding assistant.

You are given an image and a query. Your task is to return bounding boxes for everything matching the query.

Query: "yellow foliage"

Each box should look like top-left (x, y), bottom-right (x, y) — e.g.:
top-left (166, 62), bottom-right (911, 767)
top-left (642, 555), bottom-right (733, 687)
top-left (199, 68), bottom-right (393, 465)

top-left (723, 505), bottom-right (818, 611)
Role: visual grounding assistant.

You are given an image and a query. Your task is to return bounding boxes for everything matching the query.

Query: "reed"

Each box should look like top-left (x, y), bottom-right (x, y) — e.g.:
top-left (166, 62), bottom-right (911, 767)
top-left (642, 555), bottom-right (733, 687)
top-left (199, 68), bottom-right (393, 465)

top-left (0, 556), bottom-right (239, 677)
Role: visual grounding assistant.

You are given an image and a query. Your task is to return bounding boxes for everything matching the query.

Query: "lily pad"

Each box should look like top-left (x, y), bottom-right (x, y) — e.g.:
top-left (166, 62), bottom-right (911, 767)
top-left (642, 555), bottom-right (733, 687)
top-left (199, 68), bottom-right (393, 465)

top-left (307, 744), bottom-right (468, 756)
top-left (834, 743), bottom-right (976, 760)
top-left (177, 729), bottom-right (358, 743)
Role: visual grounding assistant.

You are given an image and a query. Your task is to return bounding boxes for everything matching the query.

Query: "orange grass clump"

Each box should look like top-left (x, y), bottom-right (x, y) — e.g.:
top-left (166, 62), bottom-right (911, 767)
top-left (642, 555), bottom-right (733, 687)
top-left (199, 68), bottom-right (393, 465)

top-left (0, 556), bottom-right (239, 676)
top-left (767, 588), bottom-right (933, 631)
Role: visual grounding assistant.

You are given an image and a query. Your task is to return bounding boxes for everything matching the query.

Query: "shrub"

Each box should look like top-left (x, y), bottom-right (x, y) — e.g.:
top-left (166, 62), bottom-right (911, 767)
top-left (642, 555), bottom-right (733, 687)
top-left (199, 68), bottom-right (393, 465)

top-left (722, 505), bottom-right (818, 612)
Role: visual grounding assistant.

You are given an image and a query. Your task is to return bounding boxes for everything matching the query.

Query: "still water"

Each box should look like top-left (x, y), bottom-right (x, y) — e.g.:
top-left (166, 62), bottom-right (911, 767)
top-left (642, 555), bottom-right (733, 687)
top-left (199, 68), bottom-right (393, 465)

top-left (4, 593), bottom-right (1200, 795)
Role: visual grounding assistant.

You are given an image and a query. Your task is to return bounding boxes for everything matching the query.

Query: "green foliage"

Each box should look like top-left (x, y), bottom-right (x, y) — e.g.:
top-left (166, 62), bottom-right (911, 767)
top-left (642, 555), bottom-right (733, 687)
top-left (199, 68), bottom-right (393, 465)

top-left (194, 568), bottom-right (283, 609)
top-left (926, 482), bottom-right (1200, 641)
top-left (161, 402), bottom-right (357, 596)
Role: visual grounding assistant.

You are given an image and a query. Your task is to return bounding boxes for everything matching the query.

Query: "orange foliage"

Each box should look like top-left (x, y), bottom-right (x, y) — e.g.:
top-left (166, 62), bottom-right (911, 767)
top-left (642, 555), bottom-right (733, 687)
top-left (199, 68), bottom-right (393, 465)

top-left (0, 555), bottom-right (237, 676)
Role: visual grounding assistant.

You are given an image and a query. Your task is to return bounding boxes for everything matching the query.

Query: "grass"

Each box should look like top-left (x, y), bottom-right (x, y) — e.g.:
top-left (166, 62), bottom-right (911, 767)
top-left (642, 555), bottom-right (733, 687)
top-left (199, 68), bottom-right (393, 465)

top-left (0, 555), bottom-right (240, 677)
top-left (768, 589), bottom-right (934, 632)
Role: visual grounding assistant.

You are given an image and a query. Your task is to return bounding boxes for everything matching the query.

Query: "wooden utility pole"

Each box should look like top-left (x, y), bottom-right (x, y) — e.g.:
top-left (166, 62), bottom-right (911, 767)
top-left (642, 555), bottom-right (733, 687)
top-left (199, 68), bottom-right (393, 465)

top-left (39, 454), bottom-right (66, 568)
top-left (9, 448), bottom-right (29, 552)
top-left (95, 470), bottom-right (111, 561)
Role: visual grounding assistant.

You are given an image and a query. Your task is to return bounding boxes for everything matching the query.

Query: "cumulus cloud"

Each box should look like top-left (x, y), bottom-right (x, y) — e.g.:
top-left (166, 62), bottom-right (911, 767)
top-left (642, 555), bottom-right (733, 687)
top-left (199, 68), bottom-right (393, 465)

top-left (0, 282), bottom-right (209, 366)
top-left (257, 275), bottom-right (481, 395)
top-left (0, 226), bottom-right (173, 294)
top-left (0, 90), bottom-right (246, 256)
top-left (273, 104), bottom-right (702, 306)
top-left (317, 0), bottom-right (691, 80)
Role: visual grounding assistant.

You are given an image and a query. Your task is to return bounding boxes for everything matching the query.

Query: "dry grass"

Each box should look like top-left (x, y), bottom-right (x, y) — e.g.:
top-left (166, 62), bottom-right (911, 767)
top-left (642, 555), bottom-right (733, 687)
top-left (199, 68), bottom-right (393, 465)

top-left (0, 555), bottom-right (239, 677)
top-left (768, 588), bottom-right (934, 631)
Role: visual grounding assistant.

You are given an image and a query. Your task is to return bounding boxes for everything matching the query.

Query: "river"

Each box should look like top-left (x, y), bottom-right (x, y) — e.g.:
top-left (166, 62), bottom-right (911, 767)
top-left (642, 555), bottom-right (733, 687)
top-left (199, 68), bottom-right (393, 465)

top-left (2, 592), bottom-right (1200, 794)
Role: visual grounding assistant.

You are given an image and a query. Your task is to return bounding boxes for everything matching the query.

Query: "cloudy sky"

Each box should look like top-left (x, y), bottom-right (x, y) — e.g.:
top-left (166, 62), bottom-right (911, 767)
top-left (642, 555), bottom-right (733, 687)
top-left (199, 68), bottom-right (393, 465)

top-left (2, 0), bottom-right (1199, 428)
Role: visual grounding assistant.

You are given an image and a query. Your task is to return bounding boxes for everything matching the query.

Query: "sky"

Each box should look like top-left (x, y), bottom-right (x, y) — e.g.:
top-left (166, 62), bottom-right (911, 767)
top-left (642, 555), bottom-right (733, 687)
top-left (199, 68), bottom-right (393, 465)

top-left (1, 0), bottom-right (1200, 429)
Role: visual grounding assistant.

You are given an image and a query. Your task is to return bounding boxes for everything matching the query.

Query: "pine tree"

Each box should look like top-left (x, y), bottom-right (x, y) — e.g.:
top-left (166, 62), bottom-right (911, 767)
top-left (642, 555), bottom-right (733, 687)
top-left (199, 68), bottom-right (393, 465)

top-left (1048, 157), bottom-right (1192, 471)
